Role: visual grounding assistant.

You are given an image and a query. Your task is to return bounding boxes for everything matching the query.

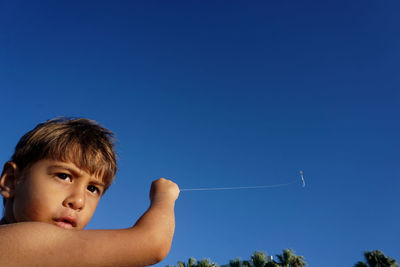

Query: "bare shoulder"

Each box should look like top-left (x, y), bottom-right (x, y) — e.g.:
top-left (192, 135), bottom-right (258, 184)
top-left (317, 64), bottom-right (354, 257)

top-left (0, 222), bottom-right (89, 266)
top-left (0, 221), bottom-right (169, 267)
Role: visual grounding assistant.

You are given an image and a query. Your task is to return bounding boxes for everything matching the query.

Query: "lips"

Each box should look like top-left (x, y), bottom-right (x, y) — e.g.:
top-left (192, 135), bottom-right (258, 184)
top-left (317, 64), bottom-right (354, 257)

top-left (54, 216), bottom-right (77, 229)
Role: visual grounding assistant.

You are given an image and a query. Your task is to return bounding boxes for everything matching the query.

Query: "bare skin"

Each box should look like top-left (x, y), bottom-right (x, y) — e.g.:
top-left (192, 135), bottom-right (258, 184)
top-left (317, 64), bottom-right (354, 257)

top-left (0, 159), bottom-right (179, 267)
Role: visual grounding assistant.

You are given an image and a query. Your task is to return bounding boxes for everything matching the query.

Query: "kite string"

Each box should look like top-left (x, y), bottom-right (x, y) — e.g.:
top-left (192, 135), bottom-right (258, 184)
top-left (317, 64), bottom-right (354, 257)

top-left (180, 180), bottom-right (299, 192)
top-left (180, 171), bottom-right (305, 192)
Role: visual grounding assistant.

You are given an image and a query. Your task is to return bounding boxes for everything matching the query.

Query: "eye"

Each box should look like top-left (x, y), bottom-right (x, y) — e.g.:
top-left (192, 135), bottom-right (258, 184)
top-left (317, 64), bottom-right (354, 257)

top-left (87, 185), bottom-right (101, 195)
top-left (56, 173), bottom-right (72, 182)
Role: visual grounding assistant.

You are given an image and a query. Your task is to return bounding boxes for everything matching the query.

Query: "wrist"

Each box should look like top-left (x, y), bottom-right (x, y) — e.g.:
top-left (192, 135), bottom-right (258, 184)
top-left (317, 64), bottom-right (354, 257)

top-left (150, 195), bottom-right (177, 207)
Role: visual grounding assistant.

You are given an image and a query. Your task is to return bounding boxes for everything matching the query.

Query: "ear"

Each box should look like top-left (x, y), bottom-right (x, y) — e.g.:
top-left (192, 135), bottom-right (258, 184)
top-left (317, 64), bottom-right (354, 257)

top-left (0, 162), bottom-right (19, 199)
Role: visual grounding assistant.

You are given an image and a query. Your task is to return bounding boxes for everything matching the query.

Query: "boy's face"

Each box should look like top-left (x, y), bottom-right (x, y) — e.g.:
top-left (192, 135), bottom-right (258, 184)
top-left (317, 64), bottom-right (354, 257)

top-left (6, 159), bottom-right (105, 230)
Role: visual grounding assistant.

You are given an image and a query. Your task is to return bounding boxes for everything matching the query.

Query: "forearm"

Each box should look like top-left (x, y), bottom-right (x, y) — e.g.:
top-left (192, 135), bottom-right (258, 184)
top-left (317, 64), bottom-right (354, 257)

top-left (133, 199), bottom-right (176, 260)
top-left (80, 200), bottom-right (176, 267)
top-left (90, 179), bottom-right (179, 266)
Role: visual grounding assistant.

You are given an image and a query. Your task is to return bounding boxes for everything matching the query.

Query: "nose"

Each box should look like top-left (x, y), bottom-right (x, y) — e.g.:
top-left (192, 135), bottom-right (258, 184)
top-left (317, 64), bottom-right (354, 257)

top-left (63, 186), bottom-right (86, 211)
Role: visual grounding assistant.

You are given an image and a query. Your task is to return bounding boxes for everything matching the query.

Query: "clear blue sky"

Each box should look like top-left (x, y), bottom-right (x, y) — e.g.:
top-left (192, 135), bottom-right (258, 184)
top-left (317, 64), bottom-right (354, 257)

top-left (1, 1), bottom-right (399, 266)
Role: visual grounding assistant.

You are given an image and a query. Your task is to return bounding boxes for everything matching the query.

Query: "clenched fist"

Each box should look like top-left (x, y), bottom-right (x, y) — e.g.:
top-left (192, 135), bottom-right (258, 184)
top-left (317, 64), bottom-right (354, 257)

top-left (149, 178), bottom-right (180, 205)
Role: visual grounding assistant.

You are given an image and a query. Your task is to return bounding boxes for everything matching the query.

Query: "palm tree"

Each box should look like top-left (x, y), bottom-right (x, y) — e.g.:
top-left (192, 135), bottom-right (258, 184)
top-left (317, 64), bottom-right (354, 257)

top-left (354, 250), bottom-right (398, 267)
top-left (265, 261), bottom-right (280, 267)
top-left (188, 258), bottom-right (196, 267)
top-left (197, 258), bottom-right (219, 267)
top-left (229, 258), bottom-right (242, 267)
top-left (251, 251), bottom-right (268, 267)
top-left (275, 249), bottom-right (306, 267)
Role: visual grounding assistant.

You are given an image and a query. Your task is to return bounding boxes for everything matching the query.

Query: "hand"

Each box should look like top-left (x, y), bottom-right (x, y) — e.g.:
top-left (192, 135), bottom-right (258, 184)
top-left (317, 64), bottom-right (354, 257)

top-left (149, 178), bottom-right (180, 204)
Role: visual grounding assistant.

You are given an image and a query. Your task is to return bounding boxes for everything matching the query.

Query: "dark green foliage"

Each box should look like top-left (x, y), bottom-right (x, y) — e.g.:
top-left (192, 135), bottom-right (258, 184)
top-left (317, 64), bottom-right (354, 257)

top-left (251, 251), bottom-right (268, 267)
top-left (175, 258), bottom-right (219, 267)
top-left (188, 258), bottom-right (197, 267)
top-left (229, 258), bottom-right (242, 267)
top-left (169, 250), bottom-right (305, 267)
top-left (265, 262), bottom-right (280, 267)
top-left (354, 250), bottom-right (398, 267)
top-left (168, 248), bottom-right (397, 267)
top-left (268, 249), bottom-right (306, 267)
top-left (197, 258), bottom-right (218, 267)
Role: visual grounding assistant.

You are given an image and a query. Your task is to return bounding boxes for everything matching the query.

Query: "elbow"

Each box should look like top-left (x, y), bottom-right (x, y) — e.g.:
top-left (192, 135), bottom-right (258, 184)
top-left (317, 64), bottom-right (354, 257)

top-left (152, 241), bottom-right (171, 264)
top-left (148, 236), bottom-right (172, 264)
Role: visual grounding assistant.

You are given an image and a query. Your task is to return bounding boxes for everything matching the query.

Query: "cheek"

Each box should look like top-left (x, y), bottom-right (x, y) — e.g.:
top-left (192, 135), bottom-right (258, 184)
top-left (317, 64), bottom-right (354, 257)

top-left (13, 184), bottom-right (59, 222)
top-left (15, 195), bottom-right (47, 221)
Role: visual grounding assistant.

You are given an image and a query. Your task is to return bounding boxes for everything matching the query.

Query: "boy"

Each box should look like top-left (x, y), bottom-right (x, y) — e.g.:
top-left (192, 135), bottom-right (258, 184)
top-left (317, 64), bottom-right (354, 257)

top-left (0, 117), bottom-right (180, 266)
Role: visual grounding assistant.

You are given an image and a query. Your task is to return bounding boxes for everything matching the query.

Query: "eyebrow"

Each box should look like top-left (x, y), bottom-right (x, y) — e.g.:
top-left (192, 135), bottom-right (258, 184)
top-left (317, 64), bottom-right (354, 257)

top-left (48, 164), bottom-right (106, 188)
top-left (89, 180), bottom-right (106, 188)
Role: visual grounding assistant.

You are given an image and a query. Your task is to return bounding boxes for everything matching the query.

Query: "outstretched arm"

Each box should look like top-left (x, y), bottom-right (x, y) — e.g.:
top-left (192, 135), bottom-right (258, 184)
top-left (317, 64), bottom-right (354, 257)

top-left (0, 178), bottom-right (179, 267)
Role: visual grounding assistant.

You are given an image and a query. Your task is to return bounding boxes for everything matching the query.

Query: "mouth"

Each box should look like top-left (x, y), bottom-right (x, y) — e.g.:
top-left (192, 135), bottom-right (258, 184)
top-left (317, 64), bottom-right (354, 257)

top-left (54, 217), bottom-right (77, 229)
